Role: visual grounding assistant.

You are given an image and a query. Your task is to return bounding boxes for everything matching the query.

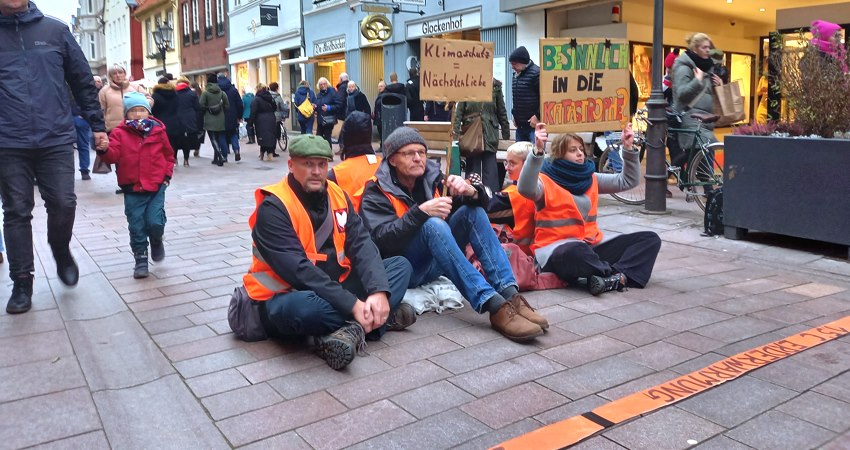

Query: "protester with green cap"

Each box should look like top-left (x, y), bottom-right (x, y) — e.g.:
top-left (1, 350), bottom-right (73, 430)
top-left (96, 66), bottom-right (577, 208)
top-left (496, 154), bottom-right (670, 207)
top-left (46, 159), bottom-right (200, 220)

top-left (230, 134), bottom-right (416, 370)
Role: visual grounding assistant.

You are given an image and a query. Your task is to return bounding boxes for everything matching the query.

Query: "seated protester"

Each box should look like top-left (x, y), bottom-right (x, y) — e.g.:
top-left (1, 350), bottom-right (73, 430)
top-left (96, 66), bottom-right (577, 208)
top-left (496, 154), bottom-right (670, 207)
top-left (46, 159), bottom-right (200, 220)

top-left (484, 141), bottom-right (536, 255)
top-left (238, 134), bottom-right (415, 370)
top-left (327, 111), bottom-right (381, 210)
top-left (359, 127), bottom-right (549, 342)
top-left (518, 123), bottom-right (662, 296)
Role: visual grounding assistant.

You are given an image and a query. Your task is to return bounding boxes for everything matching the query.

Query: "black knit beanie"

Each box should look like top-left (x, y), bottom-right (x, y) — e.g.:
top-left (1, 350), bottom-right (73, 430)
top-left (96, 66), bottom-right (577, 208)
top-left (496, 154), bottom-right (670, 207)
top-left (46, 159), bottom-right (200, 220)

top-left (509, 46), bottom-right (531, 65)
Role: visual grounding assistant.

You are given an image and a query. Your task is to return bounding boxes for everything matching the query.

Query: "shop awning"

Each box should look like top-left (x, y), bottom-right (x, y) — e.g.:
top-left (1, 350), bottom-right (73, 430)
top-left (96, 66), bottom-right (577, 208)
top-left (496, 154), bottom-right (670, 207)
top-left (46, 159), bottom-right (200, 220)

top-left (279, 56), bottom-right (307, 67)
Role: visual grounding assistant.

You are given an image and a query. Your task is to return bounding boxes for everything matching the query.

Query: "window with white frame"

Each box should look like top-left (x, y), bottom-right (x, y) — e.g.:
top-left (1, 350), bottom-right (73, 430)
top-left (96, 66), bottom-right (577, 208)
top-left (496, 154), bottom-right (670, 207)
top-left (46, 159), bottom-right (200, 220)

top-left (166, 11), bottom-right (173, 48)
top-left (90, 35), bottom-right (96, 59)
top-left (215, 0), bottom-right (224, 36)
top-left (182, 2), bottom-right (189, 45)
top-left (204, 0), bottom-right (212, 39)
top-left (191, 0), bottom-right (199, 43)
top-left (146, 18), bottom-right (153, 57)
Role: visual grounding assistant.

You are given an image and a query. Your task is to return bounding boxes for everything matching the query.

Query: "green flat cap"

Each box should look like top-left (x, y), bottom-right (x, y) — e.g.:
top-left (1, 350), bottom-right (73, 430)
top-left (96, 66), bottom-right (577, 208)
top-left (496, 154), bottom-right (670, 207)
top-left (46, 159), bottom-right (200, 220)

top-left (289, 134), bottom-right (333, 159)
top-left (709, 48), bottom-right (724, 59)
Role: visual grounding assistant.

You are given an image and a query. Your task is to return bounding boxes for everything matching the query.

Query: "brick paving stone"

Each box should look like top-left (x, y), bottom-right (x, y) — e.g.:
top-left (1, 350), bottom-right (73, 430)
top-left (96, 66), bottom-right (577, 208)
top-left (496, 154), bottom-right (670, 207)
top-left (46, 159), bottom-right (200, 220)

top-left (0, 330), bottom-right (73, 368)
top-left (152, 324), bottom-right (216, 348)
top-left (604, 407), bottom-right (725, 450)
top-left (621, 341), bottom-right (702, 371)
top-left (129, 289), bottom-right (211, 313)
top-left (371, 334), bottom-right (462, 367)
top-left (236, 350), bottom-right (324, 384)
top-left (604, 321), bottom-right (677, 347)
top-left (540, 335), bottom-right (633, 368)
top-left (460, 382), bottom-right (567, 429)
top-left (174, 348), bottom-right (256, 378)
top-left (187, 306), bottom-right (229, 325)
top-left (236, 431), bottom-right (313, 450)
top-left (532, 325), bottom-right (584, 349)
top-left (94, 374), bottom-right (229, 449)
top-left (142, 315), bottom-right (196, 335)
top-left (0, 308), bottom-right (64, 339)
top-left (0, 387), bottom-right (100, 449)
top-left (158, 276), bottom-right (238, 296)
top-left (668, 352), bottom-right (726, 375)
top-left (28, 430), bottom-right (111, 450)
top-left (796, 295), bottom-right (850, 317)
top-left (202, 382), bottom-right (283, 420)
top-left (163, 333), bottom-right (246, 362)
top-left (813, 371), bottom-right (850, 402)
top-left (750, 303), bottom-right (823, 325)
top-left (216, 391), bottom-right (347, 447)
top-left (534, 304), bottom-right (585, 325)
top-left (297, 399), bottom-right (416, 450)
top-left (452, 418), bottom-right (541, 450)
top-left (822, 433), bottom-right (850, 450)
top-left (438, 323), bottom-right (500, 347)
top-left (429, 337), bottom-right (534, 374)
top-left (784, 282), bottom-right (846, 298)
top-left (663, 331), bottom-right (726, 354)
top-left (571, 436), bottom-right (629, 449)
top-left (724, 277), bottom-right (793, 295)
top-left (657, 273), bottom-right (737, 292)
top-left (196, 295), bottom-right (232, 311)
top-left (749, 357), bottom-right (835, 392)
top-left (121, 288), bottom-right (165, 303)
top-left (66, 310), bottom-right (174, 390)
top-left (347, 408), bottom-right (490, 450)
top-left (378, 314), bottom-right (471, 346)
top-left (691, 435), bottom-right (754, 450)
top-left (563, 294), bottom-right (638, 315)
top-left (0, 356), bottom-right (86, 403)
top-left (209, 319), bottom-right (233, 335)
top-left (538, 356), bottom-right (654, 400)
top-left (710, 290), bottom-right (805, 316)
top-left (776, 391), bottom-right (850, 433)
top-left (623, 284), bottom-right (682, 301)
top-left (557, 313), bottom-right (626, 337)
top-left (241, 339), bottom-right (300, 360)
top-left (449, 353), bottom-right (565, 397)
top-left (677, 376), bottom-right (797, 428)
top-left (650, 289), bottom-right (732, 309)
top-left (390, 380), bottom-right (476, 419)
top-left (726, 410), bottom-right (835, 450)
top-left (112, 274), bottom-right (193, 295)
top-left (791, 340), bottom-right (850, 375)
top-left (327, 360), bottom-right (451, 408)
top-left (598, 370), bottom-right (681, 401)
top-left (534, 394), bottom-right (609, 425)
top-left (187, 368), bottom-right (251, 398)
top-left (268, 355), bottom-right (391, 400)
top-left (600, 300), bottom-right (677, 324)
top-left (50, 273), bottom-right (129, 322)
top-left (135, 302), bottom-right (203, 323)
top-left (691, 316), bottom-right (785, 344)
top-left (647, 307), bottom-right (734, 332)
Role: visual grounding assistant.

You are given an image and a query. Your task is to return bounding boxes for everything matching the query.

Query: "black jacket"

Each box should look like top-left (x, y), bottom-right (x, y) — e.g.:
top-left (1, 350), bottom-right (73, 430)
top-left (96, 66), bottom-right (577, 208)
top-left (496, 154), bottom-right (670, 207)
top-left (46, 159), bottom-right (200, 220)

top-left (253, 174), bottom-right (389, 315)
top-left (345, 89), bottom-right (372, 119)
top-left (249, 90), bottom-right (278, 147)
top-left (406, 76), bottom-right (424, 121)
top-left (335, 80), bottom-right (349, 120)
top-left (0, 2), bottom-right (105, 148)
top-left (151, 83), bottom-right (182, 137)
top-left (175, 84), bottom-right (200, 134)
top-left (510, 61), bottom-right (540, 129)
top-left (359, 160), bottom-right (488, 257)
top-left (218, 77), bottom-right (244, 131)
top-left (316, 87), bottom-right (339, 122)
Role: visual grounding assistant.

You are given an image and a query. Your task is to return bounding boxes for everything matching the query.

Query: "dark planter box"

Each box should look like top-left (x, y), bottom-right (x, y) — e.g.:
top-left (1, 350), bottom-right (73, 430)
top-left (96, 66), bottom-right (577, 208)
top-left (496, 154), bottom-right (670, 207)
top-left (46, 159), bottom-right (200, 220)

top-left (723, 135), bottom-right (850, 258)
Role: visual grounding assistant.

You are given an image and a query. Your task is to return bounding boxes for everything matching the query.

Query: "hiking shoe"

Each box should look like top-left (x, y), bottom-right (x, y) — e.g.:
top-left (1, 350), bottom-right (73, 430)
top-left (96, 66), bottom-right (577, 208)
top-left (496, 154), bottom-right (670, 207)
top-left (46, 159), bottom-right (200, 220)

top-left (509, 294), bottom-right (549, 330)
top-left (490, 301), bottom-right (543, 342)
top-left (133, 252), bottom-right (149, 279)
top-left (6, 274), bottom-right (33, 314)
top-left (386, 303), bottom-right (416, 331)
top-left (150, 239), bottom-right (165, 262)
top-left (589, 273), bottom-right (626, 296)
top-left (309, 322), bottom-right (366, 370)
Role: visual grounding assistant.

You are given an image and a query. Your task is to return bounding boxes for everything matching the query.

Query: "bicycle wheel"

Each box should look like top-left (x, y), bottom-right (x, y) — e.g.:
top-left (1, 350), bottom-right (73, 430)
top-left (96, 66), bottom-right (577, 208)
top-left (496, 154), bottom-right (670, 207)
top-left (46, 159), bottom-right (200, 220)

top-left (278, 123), bottom-right (288, 152)
top-left (598, 145), bottom-right (646, 205)
top-left (686, 144), bottom-right (723, 211)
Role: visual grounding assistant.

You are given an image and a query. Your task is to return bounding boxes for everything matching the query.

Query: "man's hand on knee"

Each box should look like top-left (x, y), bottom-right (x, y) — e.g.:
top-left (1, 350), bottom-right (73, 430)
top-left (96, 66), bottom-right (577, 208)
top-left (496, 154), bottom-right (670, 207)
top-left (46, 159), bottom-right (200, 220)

top-left (364, 292), bottom-right (390, 329)
top-left (352, 300), bottom-right (375, 333)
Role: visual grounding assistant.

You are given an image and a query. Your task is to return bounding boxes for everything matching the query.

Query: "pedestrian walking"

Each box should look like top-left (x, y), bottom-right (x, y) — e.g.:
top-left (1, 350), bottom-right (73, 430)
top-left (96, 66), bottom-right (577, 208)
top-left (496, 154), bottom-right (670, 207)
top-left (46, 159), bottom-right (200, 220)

top-left (269, 82), bottom-right (288, 157)
top-left (509, 46), bottom-right (540, 143)
top-left (241, 87), bottom-right (255, 143)
top-left (344, 81), bottom-right (371, 119)
top-left (315, 77), bottom-right (339, 151)
top-left (293, 80), bottom-right (316, 136)
top-left (97, 92), bottom-right (174, 279)
top-left (249, 83), bottom-right (278, 161)
top-left (672, 33), bottom-right (722, 149)
top-left (199, 73), bottom-right (229, 166)
top-left (453, 79), bottom-right (511, 193)
top-left (373, 80), bottom-right (385, 138)
top-left (335, 72), bottom-right (350, 121)
top-left (190, 82), bottom-right (205, 157)
top-left (0, 0), bottom-right (107, 314)
top-left (406, 67), bottom-right (424, 121)
top-left (171, 76), bottom-right (201, 167)
top-left (218, 73), bottom-right (244, 161)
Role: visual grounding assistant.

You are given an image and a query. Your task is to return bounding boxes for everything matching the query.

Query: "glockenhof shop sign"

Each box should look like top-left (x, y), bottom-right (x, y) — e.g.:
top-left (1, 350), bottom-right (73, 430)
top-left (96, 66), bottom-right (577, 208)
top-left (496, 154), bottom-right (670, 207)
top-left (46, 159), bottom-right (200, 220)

top-left (314, 36), bottom-right (346, 56)
top-left (407, 9), bottom-right (480, 40)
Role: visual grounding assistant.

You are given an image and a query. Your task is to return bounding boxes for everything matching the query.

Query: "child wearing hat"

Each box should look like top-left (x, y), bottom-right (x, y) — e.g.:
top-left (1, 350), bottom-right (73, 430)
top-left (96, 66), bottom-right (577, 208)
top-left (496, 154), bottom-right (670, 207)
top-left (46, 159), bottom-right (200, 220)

top-left (97, 91), bottom-right (175, 279)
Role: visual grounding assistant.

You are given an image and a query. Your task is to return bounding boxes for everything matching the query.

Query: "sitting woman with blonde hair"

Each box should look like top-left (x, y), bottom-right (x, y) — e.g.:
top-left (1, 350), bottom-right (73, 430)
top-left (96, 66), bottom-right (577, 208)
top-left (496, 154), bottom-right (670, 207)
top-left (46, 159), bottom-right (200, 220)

top-left (518, 123), bottom-right (661, 296)
top-left (484, 141), bottom-right (537, 255)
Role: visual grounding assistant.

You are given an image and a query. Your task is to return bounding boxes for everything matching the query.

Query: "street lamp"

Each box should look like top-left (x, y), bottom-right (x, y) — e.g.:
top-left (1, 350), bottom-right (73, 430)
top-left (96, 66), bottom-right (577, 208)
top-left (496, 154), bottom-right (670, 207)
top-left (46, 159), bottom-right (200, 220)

top-left (152, 22), bottom-right (173, 77)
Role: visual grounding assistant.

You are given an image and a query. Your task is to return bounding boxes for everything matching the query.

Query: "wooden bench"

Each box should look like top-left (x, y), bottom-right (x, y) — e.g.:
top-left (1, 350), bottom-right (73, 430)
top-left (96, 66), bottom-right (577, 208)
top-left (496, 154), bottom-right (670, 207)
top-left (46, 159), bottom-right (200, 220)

top-left (404, 120), bottom-right (514, 163)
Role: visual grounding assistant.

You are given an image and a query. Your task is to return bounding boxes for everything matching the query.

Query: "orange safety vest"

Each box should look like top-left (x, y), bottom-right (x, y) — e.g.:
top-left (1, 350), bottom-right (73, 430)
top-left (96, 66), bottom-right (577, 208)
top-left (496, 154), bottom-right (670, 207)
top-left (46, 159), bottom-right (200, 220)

top-left (502, 184), bottom-right (536, 254)
top-left (243, 179), bottom-right (352, 301)
top-left (531, 173), bottom-right (602, 254)
top-left (332, 154), bottom-right (382, 211)
top-left (370, 176), bottom-right (441, 218)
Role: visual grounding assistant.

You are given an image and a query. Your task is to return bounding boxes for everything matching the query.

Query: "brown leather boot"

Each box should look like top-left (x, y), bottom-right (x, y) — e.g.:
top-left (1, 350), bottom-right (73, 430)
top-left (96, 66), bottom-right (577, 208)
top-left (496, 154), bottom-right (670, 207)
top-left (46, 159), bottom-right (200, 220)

top-left (490, 301), bottom-right (543, 342)
top-left (509, 294), bottom-right (549, 330)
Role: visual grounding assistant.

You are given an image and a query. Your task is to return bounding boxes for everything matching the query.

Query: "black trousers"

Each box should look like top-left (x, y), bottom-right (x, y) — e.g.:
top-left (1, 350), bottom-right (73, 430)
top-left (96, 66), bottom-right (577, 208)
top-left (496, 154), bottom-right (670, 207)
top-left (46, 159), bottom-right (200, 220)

top-left (542, 231), bottom-right (661, 288)
top-left (465, 150), bottom-right (499, 193)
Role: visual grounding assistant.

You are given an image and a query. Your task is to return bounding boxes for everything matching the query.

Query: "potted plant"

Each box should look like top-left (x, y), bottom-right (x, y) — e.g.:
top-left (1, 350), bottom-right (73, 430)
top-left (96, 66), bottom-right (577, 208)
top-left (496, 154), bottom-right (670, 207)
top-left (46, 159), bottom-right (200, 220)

top-left (723, 27), bottom-right (850, 258)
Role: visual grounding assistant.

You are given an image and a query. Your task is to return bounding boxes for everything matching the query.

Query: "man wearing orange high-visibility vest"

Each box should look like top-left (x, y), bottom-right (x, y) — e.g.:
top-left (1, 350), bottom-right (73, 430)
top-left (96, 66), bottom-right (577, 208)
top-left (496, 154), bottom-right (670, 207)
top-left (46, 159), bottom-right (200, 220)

top-left (234, 134), bottom-right (414, 370)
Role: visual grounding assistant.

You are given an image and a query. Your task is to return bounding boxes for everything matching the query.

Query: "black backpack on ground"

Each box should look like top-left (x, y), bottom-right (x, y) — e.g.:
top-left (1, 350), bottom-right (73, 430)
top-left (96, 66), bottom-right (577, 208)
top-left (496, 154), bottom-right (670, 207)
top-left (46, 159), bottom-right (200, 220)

top-left (702, 188), bottom-right (724, 236)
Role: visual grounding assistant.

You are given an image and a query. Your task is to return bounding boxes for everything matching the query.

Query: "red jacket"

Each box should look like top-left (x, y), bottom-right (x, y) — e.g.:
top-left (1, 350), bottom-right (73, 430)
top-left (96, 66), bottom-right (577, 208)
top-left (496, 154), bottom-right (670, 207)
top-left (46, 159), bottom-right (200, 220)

top-left (101, 118), bottom-right (175, 192)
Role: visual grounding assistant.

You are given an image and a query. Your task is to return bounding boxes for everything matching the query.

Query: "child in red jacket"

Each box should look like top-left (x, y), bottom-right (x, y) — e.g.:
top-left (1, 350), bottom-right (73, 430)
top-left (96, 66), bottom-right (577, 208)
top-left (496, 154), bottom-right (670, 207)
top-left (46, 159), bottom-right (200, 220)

top-left (98, 91), bottom-right (175, 278)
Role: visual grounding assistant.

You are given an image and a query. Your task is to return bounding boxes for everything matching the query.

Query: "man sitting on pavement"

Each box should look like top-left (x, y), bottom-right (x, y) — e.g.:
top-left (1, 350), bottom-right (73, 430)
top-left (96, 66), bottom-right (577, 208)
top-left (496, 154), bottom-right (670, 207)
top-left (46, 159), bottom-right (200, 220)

top-left (327, 111), bottom-right (381, 210)
top-left (235, 134), bottom-right (415, 370)
top-left (359, 127), bottom-right (549, 342)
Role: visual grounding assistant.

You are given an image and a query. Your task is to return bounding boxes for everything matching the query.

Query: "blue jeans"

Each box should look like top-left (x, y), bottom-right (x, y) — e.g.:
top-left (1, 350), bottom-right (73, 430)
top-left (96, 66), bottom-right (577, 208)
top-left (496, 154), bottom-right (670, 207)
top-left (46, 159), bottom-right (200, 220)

top-left (227, 129), bottom-right (240, 153)
top-left (74, 116), bottom-right (91, 172)
top-left (123, 184), bottom-right (167, 254)
top-left (208, 131), bottom-right (229, 158)
top-left (0, 145), bottom-right (76, 277)
top-left (515, 126), bottom-right (535, 144)
top-left (298, 116), bottom-right (314, 135)
top-left (261, 256), bottom-right (412, 341)
top-left (404, 205), bottom-right (517, 313)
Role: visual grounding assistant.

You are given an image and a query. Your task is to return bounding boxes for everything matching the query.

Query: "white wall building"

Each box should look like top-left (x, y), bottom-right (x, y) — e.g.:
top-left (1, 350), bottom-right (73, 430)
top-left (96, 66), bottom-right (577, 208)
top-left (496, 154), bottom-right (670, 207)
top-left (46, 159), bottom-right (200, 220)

top-left (103, 0), bottom-right (133, 76)
top-left (74, 0), bottom-right (107, 75)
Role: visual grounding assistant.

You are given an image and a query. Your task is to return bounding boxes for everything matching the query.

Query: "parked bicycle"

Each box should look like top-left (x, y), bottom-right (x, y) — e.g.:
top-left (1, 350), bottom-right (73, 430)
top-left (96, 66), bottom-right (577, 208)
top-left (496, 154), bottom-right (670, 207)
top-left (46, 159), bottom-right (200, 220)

top-left (597, 109), bottom-right (723, 211)
top-left (278, 121), bottom-right (288, 152)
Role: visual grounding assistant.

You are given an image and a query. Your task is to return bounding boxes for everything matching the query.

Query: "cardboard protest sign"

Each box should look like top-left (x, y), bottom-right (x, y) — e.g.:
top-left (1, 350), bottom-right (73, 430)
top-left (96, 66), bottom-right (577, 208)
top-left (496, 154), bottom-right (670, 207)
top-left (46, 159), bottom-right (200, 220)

top-left (539, 38), bottom-right (631, 132)
top-left (420, 38), bottom-right (495, 102)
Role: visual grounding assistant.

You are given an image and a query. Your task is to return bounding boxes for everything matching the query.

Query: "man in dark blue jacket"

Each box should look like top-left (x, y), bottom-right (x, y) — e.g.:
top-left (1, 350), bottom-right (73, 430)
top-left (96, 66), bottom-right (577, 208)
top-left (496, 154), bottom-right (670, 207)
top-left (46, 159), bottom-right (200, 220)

top-left (0, 0), bottom-right (107, 314)
top-left (217, 73), bottom-right (244, 161)
top-left (509, 46), bottom-right (540, 144)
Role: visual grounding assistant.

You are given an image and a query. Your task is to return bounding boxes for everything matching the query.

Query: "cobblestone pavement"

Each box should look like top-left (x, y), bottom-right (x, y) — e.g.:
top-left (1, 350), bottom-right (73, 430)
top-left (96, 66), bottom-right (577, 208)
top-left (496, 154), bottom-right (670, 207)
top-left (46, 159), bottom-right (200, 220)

top-left (1, 140), bottom-right (848, 449)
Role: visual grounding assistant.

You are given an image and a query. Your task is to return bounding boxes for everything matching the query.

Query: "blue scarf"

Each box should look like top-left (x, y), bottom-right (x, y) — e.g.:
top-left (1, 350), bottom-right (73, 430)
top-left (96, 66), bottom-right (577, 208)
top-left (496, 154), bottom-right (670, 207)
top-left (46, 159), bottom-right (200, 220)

top-left (125, 119), bottom-right (153, 134)
top-left (541, 158), bottom-right (596, 195)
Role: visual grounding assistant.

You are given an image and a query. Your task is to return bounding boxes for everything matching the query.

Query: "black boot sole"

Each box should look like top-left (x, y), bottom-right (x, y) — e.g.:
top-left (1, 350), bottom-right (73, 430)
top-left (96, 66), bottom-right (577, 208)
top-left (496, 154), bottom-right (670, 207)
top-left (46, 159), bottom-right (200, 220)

top-left (317, 339), bottom-right (355, 370)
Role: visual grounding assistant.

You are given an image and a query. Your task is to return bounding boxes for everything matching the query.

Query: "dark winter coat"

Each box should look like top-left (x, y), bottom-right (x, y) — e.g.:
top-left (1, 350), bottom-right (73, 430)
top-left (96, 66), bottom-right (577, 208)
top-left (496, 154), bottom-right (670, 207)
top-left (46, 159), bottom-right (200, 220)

top-left (249, 90), bottom-right (278, 147)
top-left (425, 101), bottom-right (452, 122)
top-left (217, 76), bottom-right (243, 131)
top-left (0, 1), bottom-right (105, 148)
top-left (335, 80), bottom-right (349, 120)
top-left (453, 80), bottom-right (511, 153)
top-left (316, 87), bottom-right (339, 125)
top-left (406, 76), bottom-right (424, 121)
top-left (199, 82), bottom-right (229, 132)
top-left (294, 86), bottom-right (316, 119)
top-left (151, 83), bottom-right (182, 137)
top-left (345, 89), bottom-right (372, 119)
top-left (175, 83), bottom-right (201, 135)
top-left (100, 118), bottom-right (175, 193)
top-left (510, 61), bottom-right (540, 129)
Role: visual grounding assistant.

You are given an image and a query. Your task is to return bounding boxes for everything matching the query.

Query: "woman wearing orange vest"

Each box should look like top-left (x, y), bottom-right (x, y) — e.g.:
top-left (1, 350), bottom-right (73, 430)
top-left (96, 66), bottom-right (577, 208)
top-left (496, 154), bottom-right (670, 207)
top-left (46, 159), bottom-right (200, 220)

top-left (485, 141), bottom-right (537, 255)
top-left (518, 123), bottom-right (661, 295)
top-left (327, 111), bottom-right (381, 210)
